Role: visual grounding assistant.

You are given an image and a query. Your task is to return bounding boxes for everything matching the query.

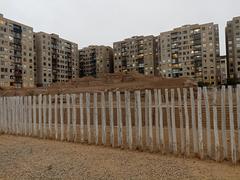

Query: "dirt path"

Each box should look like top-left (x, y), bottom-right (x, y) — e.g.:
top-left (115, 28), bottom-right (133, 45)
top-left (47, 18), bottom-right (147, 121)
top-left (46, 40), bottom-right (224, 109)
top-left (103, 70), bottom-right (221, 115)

top-left (0, 135), bottom-right (240, 179)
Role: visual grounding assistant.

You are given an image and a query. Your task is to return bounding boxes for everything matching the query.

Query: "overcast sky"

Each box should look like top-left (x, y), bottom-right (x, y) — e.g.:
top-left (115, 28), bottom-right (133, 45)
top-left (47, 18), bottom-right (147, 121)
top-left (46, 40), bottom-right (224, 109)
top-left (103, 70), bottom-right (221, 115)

top-left (1, 0), bottom-right (240, 54)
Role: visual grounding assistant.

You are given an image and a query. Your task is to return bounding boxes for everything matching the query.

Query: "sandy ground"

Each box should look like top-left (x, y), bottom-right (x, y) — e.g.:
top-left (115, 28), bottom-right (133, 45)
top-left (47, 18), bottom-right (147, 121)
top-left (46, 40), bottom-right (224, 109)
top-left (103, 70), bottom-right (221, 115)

top-left (0, 135), bottom-right (240, 180)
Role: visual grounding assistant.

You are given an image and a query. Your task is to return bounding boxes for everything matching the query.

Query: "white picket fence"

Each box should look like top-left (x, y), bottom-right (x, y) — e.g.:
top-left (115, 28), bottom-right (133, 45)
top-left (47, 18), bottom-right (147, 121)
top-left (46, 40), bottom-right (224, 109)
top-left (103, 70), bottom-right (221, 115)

top-left (0, 85), bottom-right (240, 164)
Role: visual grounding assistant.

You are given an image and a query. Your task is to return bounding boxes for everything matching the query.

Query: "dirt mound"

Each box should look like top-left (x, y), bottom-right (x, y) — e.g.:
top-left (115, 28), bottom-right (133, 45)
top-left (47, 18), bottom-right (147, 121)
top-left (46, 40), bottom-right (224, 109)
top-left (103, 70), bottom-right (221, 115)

top-left (0, 73), bottom-right (196, 96)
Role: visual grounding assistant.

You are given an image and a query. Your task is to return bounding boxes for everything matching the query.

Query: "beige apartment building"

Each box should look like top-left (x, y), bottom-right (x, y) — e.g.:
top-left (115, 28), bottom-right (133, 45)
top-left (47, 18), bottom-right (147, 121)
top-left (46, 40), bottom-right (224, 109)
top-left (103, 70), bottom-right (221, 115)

top-left (79, 45), bottom-right (113, 77)
top-left (113, 36), bottom-right (156, 76)
top-left (156, 23), bottom-right (220, 85)
top-left (216, 55), bottom-right (227, 84)
top-left (226, 16), bottom-right (240, 83)
top-left (0, 14), bottom-right (34, 88)
top-left (34, 32), bottom-right (78, 87)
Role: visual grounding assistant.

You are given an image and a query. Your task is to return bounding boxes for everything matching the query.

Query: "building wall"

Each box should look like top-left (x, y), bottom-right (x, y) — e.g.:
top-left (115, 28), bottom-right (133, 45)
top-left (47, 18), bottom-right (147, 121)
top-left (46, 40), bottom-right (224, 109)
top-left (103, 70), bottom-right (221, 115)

top-left (216, 55), bottom-right (227, 84)
top-left (113, 36), bottom-right (156, 76)
top-left (79, 45), bottom-right (113, 77)
top-left (156, 23), bottom-right (220, 85)
top-left (226, 16), bottom-right (240, 82)
top-left (34, 32), bottom-right (78, 87)
top-left (0, 14), bottom-right (34, 88)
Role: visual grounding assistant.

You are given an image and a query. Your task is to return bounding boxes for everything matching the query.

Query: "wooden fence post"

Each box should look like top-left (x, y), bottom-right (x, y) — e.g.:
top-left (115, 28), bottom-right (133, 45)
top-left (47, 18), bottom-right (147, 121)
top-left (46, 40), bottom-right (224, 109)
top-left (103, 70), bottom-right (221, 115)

top-left (66, 94), bottom-right (71, 141)
top-left (158, 89), bottom-right (165, 153)
top-left (79, 93), bottom-right (84, 143)
top-left (38, 94), bottom-right (43, 138)
top-left (43, 95), bottom-right (47, 138)
top-left (213, 87), bottom-right (220, 162)
top-left (197, 87), bottom-right (204, 159)
top-left (54, 94), bottom-right (58, 140)
top-left (125, 91), bottom-right (129, 145)
top-left (60, 94), bottom-right (64, 141)
top-left (228, 86), bottom-right (237, 164)
top-left (101, 92), bottom-right (106, 145)
top-left (108, 92), bottom-right (114, 147)
top-left (28, 96), bottom-right (32, 136)
top-left (116, 91), bottom-right (123, 148)
top-left (183, 88), bottom-right (190, 156)
top-left (93, 92), bottom-right (98, 145)
top-left (24, 96), bottom-right (28, 136)
top-left (177, 88), bottom-right (185, 154)
top-left (148, 90), bottom-right (153, 152)
top-left (236, 84), bottom-right (240, 160)
top-left (190, 88), bottom-right (198, 154)
top-left (126, 91), bottom-right (133, 150)
top-left (33, 96), bottom-right (37, 136)
top-left (48, 95), bottom-right (52, 138)
top-left (165, 89), bottom-right (172, 152)
top-left (86, 93), bottom-right (91, 144)
top-left (154, 89), bottom-right (160, 151)
top-left (72, 94), bottom-right (77, 142)
top-left (203, 87), bottom-right (212, 158)
top-left (136, 90), bottom-right (143, 149)
top-left (171, 89), bottom-right (177, 154)
top-left (221, 86), bottom-right (227, 159)
top-left (0, 98), bottom-right (3, 133)
top-left (145, 90), bottom-right (149, 147)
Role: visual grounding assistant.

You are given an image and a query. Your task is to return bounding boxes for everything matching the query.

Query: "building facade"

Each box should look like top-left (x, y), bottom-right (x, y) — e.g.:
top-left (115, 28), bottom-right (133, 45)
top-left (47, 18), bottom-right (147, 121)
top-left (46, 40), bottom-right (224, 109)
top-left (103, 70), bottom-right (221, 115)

top-left (0, 14), bottom-right (34, 87)
top-left (113, 36), bottom-right (157, 76)
top-left (226, 16), bottom-right (240, 83)
top-left (216, 55), bottom-right (228, 84)
top-left (79, 45), bottom-right (113, 77)
top-left (34, 32), bottom-right (78, 86)
top-left (156, 23), bottom-right (220, 85)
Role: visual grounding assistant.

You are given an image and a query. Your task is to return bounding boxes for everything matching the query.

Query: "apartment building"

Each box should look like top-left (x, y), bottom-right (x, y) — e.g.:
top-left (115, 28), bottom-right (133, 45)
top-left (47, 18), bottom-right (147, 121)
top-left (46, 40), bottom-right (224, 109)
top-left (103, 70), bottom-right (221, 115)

top-left (226, 16), bottom-right (240, 83)
top-left (79, 45), bottom-right (113, 77)
top-left (156, 23), bottom-right (220, 85)
top-left (113, 36), bottom-right (157, 76)
top-left (216, 55), bottom-right (227, 84)
top-left (0, 14), bottom-right (34, 87)
top-left (34, 32), bottom-right (78, 87)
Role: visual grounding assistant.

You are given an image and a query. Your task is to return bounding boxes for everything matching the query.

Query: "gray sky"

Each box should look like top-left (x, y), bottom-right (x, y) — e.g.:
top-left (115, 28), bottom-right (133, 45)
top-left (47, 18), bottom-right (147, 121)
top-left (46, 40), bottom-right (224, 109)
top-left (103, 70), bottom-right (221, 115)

top-left (1, 0), bottom-right (240, 54)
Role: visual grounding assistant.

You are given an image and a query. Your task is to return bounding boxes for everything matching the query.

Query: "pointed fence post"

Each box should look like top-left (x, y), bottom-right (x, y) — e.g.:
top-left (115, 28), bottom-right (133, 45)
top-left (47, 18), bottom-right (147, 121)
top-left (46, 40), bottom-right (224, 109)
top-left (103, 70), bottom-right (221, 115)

top-left (48, 95), bottom-right (52, 138)
top-left (158, 89), bottom-right (165, 153)
top-left (108, 91), bottom-right (114, 147)
top-left (148, 90), bottom-right (153, 152)
top-left (136, 90), bottom-right (143, 149)
top-left (236, 84), bottom-right (240, 160)
top-left (38, 94), bottom-right (43, 138)
top-left (33, 96), bottom-right (37, 136)
top-left (93, 92), bottom-right (98, 145)
top-left (28, 96), bottom-right (32, 136)
top-left (101, 92), bottom-right (106, 145)
top-left (212, 87), bottom-right (220, 162)
top-left (79, 93), bottom-right (84, 143)
top-left (126, 91), bottom-right (133, 150)
top-left (228, 86), bottom-right (237, 164)
top-left (86, 93), bottom-right (91, 144)
top-left (66, 94), bottom-right (71, 141)
top-left (154, 89), bottom-right (160, 151)
top-left (60, 94), bottom-right (64, 141)
top-left (183, 88), bottom-right (190, 156)
top-left (203, 87), bottom-right (212, 158)
top-left (170, 89), bottom-right (177, 154)
top-left (145, 90), bottom-right (149, 148)
top-left (43, 95), bottom-right (47, 138)
top-left (177, 88), bottom-right (185, 154)
top-left (116, 91), bottom-right (123, 148)
top-left (190, 88), bottom-right (198, 154)
top-left (197, 87), bottom-right (204, 159)
top-left (165, 89), bottom-right (172, 152)
top-left (54, 94), bottom-right (58, 140)
top-left (72, 94), bottom-right (77, 142)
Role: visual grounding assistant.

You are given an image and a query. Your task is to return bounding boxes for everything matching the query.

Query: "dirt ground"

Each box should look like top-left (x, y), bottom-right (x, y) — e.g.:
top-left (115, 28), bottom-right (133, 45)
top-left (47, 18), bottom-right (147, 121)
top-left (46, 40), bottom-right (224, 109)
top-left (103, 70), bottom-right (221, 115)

top-left (0, 135), bottom-right (240, 179)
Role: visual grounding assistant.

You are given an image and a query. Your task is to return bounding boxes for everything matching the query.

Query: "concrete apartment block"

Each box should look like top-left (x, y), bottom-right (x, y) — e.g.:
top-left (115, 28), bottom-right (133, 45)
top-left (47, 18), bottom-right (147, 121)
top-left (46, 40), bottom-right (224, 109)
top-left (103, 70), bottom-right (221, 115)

top-left (226, 16), bottom-right (240, 83)
top-left (156, 23), bottom-right (220, 85)
top-left (113, 36), bottom-right (157, 76)
top-left (34, 32), bottom-right (78, 87)
top-left (0, 14), bottom-right (34, 88)
top-left (216, 55), bottom-right (227, 84)
top-left (79, 45), bottom-right (113, 77)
